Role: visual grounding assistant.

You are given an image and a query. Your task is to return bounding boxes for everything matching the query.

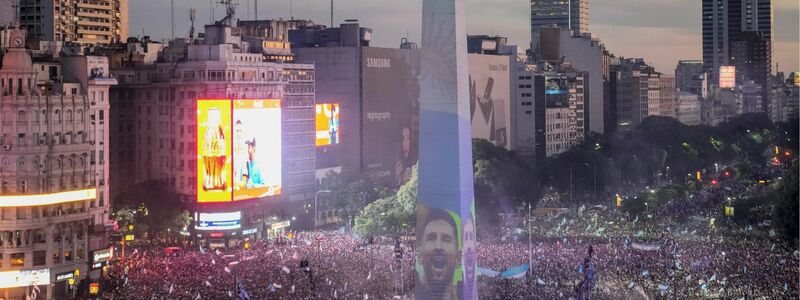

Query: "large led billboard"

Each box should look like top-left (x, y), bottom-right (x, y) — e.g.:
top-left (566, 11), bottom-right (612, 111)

top-left (544, 75), bottom-right (570, 108)
top-left (468, 54), bottom-right (512, 149)
top-left (315, 103), bottom-right (340, 146)
top-left (195, 211), bottom-right (242, 230)
top-left (196, 99), bottom-right (282, 203)
top-left (719, 66), bottom-right (736, 89)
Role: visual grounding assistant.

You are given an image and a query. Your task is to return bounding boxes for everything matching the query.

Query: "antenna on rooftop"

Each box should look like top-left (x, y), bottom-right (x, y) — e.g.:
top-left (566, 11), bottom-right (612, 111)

top-left (189, 8), bottom-right (197, 40)
top-left (171, 0), bottom-right (175, 39)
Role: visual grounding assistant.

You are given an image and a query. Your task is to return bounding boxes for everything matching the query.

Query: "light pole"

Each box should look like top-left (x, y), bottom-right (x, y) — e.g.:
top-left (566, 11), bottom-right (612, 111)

top-left (314, 190), bottom-right (331, 230)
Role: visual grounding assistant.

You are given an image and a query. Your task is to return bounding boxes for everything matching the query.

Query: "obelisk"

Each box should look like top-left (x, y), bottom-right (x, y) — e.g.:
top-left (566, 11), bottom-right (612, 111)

top-left (415, 0), bottom-right (477, 299)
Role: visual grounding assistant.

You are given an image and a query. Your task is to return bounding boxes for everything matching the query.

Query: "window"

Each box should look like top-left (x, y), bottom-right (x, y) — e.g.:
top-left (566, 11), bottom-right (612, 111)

top-left (10, 253), bottom-right (24, 267)
top-left (66, 110), bottom-right (72, 122)
top-left (33, 250), bottom-right (46, 266)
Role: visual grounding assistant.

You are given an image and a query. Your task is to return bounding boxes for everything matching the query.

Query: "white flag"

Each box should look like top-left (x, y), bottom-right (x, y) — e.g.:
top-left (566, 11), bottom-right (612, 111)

top-left (282, 266), bottom-right (290, 274)
top-left (273, 283), bottom-right (282, 289)
top-left (224, 267), bottom-right (231, 273)
top-left (227, 291), bottom-right (232, 297)
top-left (205, 280), bottom-right (212, 287)
top-left (367, 271), bottom-right (371, 280)
top-left (194, 293), bottom-right (201, 300)
top-left (216, 249), bottom-right (222, 256)
top-left (169, 284), bottom-right (174, 294)
top-left (364, 293), bottom-right (369, 300)
top-left (212, 259), bottom-right (216, 265)
top-left (291, 285), bottom-right (295, 293)
top-left (334, 290), bottom-right (338, 298)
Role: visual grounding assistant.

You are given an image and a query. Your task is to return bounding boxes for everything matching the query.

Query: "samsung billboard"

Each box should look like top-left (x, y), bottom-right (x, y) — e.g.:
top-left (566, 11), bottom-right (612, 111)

top-left (361, 47), bottom-right (421, 187)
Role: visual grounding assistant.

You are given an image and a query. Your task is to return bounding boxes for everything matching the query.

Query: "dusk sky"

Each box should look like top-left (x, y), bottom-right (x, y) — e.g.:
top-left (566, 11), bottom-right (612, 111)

top-left (130, 0), bottom-right (799, 74)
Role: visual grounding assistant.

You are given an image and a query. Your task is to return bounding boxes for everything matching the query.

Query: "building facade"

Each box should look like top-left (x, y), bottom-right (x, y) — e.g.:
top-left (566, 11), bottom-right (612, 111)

top-left (659, 75), bottom-right (676, 118)
top-left (702, 0), bottom-right (772, 83)
top-left (530, 0), bottom-right (589, 61)
top-left (675, 60), bottom-right (708, 99)
top-left (676, 92), bottom-right (701, 126)
top-left (108, 23), bottom-right (316, 241)
top-left (0, 25), bottom-right (113, 299)
top-left (2, 0), bottom-right (129, 45)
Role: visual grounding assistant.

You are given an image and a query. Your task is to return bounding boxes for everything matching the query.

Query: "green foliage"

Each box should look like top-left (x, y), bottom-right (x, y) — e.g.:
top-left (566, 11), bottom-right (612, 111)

top-left (322, 170), bottom-right (393, 228)
top-left (355, 165), bottom-right (417, 238)
top-left (472, 139), bottom-right (539, 224)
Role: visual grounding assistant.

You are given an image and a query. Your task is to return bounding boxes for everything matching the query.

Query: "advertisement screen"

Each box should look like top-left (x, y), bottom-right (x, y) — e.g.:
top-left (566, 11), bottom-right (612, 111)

top-left (719, 66), bottom-right (736, 89)
top-left (195, 211), bottom-right (242, 230)
top-left (0, 269), bottom-right (50, 288)
top-left (361, 47), bottom-right (421, 187)
top-left (197, 100), bottom-right (233, 203)
top-left (545, 76), bottom-right (570, 108)
top-left (468, 54), bottom-right (512, 149)
top-left (196, 99), bottom-right (282, 203)
top-left (232, 99), bottom-right (282, 200)
top-left (315, 103), bottom-right (340, 146)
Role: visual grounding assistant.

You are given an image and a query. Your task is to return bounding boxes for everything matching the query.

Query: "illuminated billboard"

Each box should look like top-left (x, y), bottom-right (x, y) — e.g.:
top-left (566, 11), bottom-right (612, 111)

top-left (315, 103), bottom-right (340, 146)
top-left (197, 99), bottom-right (282, 203)
top-left (0, 269), bottom-right (50, 288)
top-left (197, 100), bottom-right (233, 203)
top-left (0, 188), bottom-right (96, 207)
top-left (719, 66), bottom-right (736, 89)
top-left (232, 99), bottom-right (282, 200)
top-left (195, 211), bottom-right (242, 230)
top-left (544, 75), bottom-right (570, 108)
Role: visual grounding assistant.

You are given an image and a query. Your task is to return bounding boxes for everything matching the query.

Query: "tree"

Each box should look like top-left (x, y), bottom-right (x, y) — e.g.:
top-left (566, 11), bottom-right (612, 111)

top-left (354, 165), bottom-right (417, 238)
top-left (322, 171), bottom-right (392, 230)
top-left (472, 139), bottom-right (539, 226)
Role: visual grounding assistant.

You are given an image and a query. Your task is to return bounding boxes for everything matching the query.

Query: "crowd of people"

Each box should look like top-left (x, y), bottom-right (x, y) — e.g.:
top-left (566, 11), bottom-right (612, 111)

top-left (108, 233), bottom-right (415, 299)
top-left (106, 223), bottom-right (797, 300)
top-left (105, 167), bottom-right (797, 299)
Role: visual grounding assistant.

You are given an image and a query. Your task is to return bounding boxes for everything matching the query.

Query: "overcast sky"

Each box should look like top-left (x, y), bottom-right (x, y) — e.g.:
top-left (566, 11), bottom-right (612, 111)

top-left (130, 0), bottom-right (799, 74)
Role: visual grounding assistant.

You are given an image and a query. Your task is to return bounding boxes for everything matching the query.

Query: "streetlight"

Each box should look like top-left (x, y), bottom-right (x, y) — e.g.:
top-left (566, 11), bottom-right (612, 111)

top-left (314, 190), bottom-right (332, 230)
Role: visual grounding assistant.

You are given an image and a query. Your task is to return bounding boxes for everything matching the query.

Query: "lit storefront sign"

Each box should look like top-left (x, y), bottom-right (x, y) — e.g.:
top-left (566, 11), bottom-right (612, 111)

top-left (242, 228), bottom-right (257, 235)
top-left (0, 189), bottom-right (96, 207)
top-left (0, 269), bottom-right (50, 288)
top-left (92, 248), bottom-right (113, 269)
top-left (55, 271), bottom-right (74, 282)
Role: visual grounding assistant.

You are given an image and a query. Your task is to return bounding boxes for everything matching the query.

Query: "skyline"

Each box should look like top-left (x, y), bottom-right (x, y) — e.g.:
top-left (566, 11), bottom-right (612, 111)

top-left (129, 0), bottom-right (799, 75)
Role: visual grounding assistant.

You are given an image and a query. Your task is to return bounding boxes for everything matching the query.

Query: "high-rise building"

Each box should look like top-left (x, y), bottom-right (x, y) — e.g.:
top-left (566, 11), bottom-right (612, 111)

top-left (0, 25), bottom-right (114, 298)
top-left (530, 0), bottom-right (589, 61)
top-left (675, 60), bottom-right (708, 99)
top-left (107, 21), bottom-right (317, 242)
top-left (537, 26), bottom-right (608, 134)
top-left (702, 0), bottom-right (772, 83)
top-left (608, 58), bottom-right (661, 130)
top-left (0, 0), bottom-right (128, 45)
top-left (290, 21), bottom-right (421, 191)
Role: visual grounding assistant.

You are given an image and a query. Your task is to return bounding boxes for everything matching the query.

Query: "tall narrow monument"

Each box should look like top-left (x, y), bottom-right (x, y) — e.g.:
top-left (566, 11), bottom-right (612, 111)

top-left (415, 0), bottom-right (478, 299)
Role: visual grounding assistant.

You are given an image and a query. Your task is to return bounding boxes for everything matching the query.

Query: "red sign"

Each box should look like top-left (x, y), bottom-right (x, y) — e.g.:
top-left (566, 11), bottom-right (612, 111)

top-left (210, 232), bottom-right (224, 238)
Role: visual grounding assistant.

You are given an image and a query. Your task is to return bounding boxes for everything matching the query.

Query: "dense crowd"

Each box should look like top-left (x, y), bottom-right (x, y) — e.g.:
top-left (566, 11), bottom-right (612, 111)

top-left (107, 224), bottom-right (797, 299)
top-left (109, 233), bottom-right (415, 299)
top-left (107, 169), bottom-right (798, 299)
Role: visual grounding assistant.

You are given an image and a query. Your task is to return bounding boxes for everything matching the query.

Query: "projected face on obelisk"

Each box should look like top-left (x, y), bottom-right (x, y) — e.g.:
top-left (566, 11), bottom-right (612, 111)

top-left (418, 208), bottom-right (460, 300)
